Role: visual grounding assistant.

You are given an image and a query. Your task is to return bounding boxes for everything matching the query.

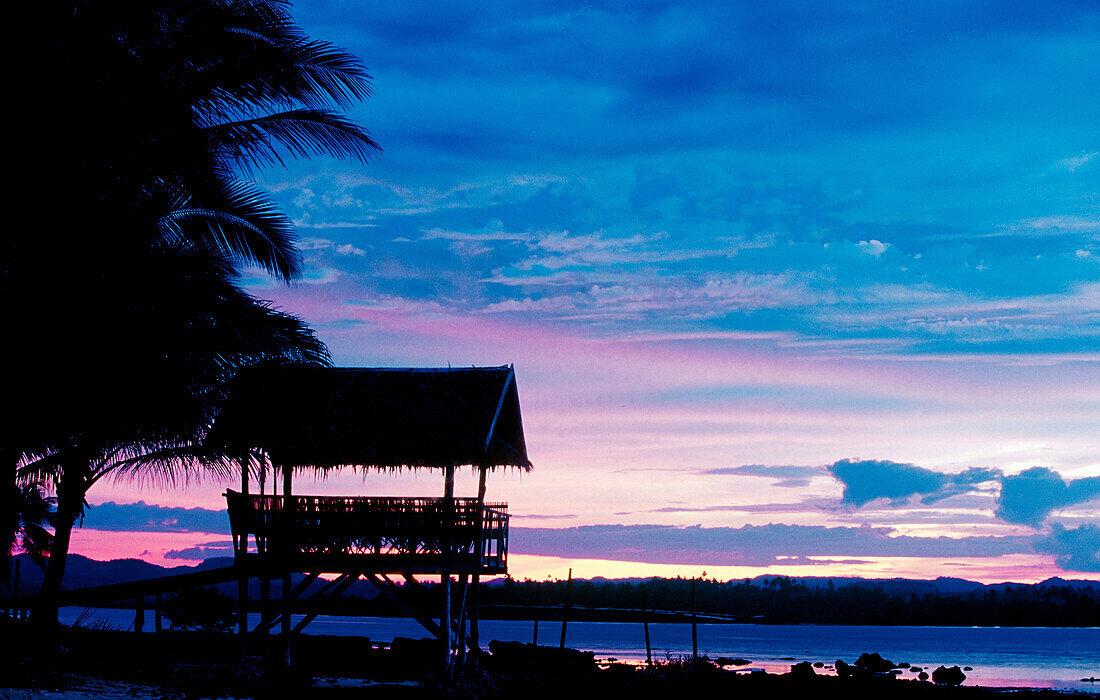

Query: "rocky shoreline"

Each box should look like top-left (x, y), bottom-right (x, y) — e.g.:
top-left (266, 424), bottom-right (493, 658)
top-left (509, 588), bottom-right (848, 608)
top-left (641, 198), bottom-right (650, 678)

top-left (2, 626), bottom-right (1095, 699)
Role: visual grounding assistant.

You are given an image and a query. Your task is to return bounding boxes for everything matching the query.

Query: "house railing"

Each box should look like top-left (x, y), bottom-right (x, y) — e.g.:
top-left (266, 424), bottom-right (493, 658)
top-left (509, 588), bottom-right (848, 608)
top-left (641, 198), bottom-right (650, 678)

top-left (225, 491), bottom-right (509, 573)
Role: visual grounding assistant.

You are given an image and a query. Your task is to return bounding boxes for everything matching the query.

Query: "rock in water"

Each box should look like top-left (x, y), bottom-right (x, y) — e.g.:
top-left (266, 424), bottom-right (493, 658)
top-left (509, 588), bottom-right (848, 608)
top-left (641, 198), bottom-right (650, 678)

top-left (789, 662), bottom-right (816, 678)
top-left (715, 657), bottom-right (751, 666)
top-left (835, 659), bottom-right (852, 678)
top-left (932, 665), bottom-right (966, 685)
top-left (855, 652), bottom-right (896, 673)
top-left (486, 640), bottom-right (597, 674)
top-left (918, 671), bottom-right (929, 681)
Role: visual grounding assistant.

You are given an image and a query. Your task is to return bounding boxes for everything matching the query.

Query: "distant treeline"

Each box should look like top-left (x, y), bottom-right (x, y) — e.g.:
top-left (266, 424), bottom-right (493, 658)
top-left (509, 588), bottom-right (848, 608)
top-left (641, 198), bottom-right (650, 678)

top-left (268, 575), bottom-right (1100, 627)
top-left (459, 576), bottom-right (1100, 627)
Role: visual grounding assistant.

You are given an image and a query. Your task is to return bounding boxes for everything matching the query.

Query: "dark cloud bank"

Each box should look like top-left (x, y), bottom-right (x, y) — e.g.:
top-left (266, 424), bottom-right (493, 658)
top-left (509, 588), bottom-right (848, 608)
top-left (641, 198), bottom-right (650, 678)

top-left (83, 501), bottom-right (229, 534)
top-left (824, 460), bottom-right (1100, 525)
top-left (512, 523), bottom-right (1036, 568)
top-left (821, 459), bottom-right (1100, 571)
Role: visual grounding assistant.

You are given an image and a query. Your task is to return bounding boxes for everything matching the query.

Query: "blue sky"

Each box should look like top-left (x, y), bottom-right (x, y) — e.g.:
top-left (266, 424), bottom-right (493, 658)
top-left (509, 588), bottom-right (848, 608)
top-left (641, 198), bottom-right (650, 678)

top-left (244, 0), bottom-right (1100, 357)
top-left (83, 1), bottom-right (1098, 582)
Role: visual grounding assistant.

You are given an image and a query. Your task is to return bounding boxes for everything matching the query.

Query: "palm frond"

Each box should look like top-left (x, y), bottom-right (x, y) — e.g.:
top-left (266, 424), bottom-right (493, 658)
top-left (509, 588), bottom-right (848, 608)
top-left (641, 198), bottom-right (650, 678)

top-left (106, 444), bottom-right (242, 489)
top-left (157, 182), bottom-right (300, 280)
top-left (19, 522), bottom-right (54, 569)
top-left (198, 34), bottom-right (373, 113)
top-left (205, 108), bottom-right (381, 173)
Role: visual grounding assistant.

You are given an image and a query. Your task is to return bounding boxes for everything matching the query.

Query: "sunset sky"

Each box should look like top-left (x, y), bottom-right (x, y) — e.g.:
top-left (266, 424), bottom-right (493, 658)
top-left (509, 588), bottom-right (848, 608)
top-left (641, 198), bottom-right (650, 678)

top-left (77, 0), bottom-right (1098, 583)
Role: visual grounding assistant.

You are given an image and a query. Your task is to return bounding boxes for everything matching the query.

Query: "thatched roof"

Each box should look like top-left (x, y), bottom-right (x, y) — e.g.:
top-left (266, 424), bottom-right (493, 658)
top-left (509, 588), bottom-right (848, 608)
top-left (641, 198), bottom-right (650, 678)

top-left (210, 366), bottom-right (531, 470)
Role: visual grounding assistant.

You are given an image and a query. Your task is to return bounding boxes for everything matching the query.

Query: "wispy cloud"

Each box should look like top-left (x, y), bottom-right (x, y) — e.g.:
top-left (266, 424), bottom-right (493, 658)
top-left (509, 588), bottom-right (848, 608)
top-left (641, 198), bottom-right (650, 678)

top-left (701, 464), bottom-right (827, 488)
top-left (1057, 151), bottom-right (1098, 172)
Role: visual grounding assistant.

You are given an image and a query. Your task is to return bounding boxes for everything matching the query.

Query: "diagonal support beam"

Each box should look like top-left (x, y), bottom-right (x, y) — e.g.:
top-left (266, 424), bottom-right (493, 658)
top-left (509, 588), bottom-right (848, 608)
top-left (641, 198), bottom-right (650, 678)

top-left (259, 573), bottom-right (349, 634)
top-left (395, 573), bottom-right (479, 653)
top-left (292, 573), bottom-right (361, 635)
top-left (289, 572), bottom-right (321, 600)
top-left (367, 574), bottom-right (442, 638)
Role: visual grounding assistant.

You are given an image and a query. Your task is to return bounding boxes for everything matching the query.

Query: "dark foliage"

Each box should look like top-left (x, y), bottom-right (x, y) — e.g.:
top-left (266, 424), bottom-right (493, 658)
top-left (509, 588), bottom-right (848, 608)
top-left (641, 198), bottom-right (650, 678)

top-left (5, 0), bottom-right (373, 630)
top-left (162, 586), bottom-right (236, 632)
top-left (465, 576), bottom-right (1100, 627)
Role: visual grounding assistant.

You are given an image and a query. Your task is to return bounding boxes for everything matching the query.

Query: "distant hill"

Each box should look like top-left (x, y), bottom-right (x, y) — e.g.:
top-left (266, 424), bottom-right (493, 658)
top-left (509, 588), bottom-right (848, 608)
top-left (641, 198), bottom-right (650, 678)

top-left (4, 554), bottom-right (380, 602)
top-left (7, 554), bottom-right (1097, 597)
top-left (6, 555), bottom-right (1097, 627)
top-left (494, 572), bottom-right (1099, 594)
top-left (738, 575), bottom-right (988, 595)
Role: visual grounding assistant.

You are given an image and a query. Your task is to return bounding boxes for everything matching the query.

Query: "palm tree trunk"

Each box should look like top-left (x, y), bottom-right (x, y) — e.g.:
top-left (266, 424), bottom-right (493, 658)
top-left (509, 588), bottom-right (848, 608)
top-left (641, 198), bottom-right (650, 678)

top-left (34, 465), bottom-right (83, 636)
top-left (2, 449), bottom-right (16, 593)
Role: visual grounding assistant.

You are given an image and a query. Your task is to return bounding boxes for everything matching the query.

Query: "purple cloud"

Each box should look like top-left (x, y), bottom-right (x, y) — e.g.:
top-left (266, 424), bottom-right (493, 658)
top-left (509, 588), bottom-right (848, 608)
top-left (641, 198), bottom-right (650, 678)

top-left (996, 468), bottom-right (1100, 527)
top-left (512, 523), bottom-right (1036, 567)
top-left (702, 464), bottom-right (826, 488)
top-left (828, 459), bottom-right (1001, 507)
top-left (1034, 524), bottom-right (1100, 573)
top-left (83, 501), bottom-right (228, 534)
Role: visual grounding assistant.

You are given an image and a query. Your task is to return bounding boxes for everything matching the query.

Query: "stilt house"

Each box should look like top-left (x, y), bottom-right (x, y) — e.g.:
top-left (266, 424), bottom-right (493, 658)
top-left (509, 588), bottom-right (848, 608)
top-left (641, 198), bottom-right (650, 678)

top-left (211, 365), bottom-right (531, 668)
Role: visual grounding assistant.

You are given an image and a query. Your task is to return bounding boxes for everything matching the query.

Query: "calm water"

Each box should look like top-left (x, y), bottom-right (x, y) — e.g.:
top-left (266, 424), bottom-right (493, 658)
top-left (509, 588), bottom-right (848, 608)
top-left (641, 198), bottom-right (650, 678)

top-left (61, 608), bottom-right (1099, 692)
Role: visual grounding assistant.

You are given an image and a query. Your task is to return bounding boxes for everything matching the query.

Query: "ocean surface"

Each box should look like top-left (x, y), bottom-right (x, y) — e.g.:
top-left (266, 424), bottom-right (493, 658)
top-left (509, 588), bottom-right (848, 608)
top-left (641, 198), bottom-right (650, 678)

top-left (60, 608), bottom-right (1098, 691)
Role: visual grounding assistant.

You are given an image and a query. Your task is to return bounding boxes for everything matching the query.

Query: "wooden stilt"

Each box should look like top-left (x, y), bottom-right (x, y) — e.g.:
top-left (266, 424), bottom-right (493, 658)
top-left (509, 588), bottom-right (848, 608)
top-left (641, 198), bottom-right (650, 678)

top-left (642, 589), bottom-right (652, 666)
top-left (281, 573), bottom-right (292, 638)
top-left (559, 568), bottom-right (572, 649)
top-left (238, 458), bottom-right (249, 648)
top-left (135, 596), bottom-right (144, 634)
top-left (281, 463), bottom-right (293, 666)
top-left (470, 465), bottom-right (488, 664)
top-left (533, 581), bottom-right (541, 645)
top-left (260, 575), bottom-right (271, 635)
top-left (456, 575), bottom-right (469, 667)
top-left (691, 577), bottom-right (698, 659)
top-left (155, 593), bottom-right (163, 634)
top-left (441, 572), bottom-right (452, 671)
top-left (442, 464), bottom-right (455, 672)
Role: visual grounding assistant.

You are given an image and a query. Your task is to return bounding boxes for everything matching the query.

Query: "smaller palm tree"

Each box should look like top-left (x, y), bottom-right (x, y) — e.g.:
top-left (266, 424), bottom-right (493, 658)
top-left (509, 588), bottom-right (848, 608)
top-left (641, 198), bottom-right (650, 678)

top-left (2, 483), bottom-right (56, 594)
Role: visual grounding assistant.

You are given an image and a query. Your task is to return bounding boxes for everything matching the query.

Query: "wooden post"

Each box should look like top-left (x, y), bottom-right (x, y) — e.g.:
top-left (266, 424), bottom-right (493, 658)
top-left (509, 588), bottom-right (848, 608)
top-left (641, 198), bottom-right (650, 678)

top-left (470, 465), bottom-right (488, 663)
top-left (456, 575), bottom-right (469, 667)
top-left (559, 568), bottom-right (572, 650)
top-left (155, 593), bottom-right (163, 634)
top-left (281, 462), bottom-right (292, 664)
top-left (135, 596), bottom-right (144, 634)
top-left (13, 559), bottom-right (20, 620)
top-left (642, 589), bottom-right (652, 666)
top-left (238, 458), bottom-right (249, 647)
top-left (532, 580), bottom-right (541, 645)
top-left (691, 577), bottom-right (698, 659)
top-left (261, 575), bottom-right (271, 636)
top-left (442, 464), bottom-right (455, 672)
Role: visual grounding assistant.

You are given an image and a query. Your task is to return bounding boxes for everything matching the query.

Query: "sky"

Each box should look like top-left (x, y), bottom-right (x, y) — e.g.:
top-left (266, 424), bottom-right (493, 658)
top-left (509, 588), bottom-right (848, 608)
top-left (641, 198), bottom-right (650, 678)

top-left (78, 0), bottom-right (1099, 584)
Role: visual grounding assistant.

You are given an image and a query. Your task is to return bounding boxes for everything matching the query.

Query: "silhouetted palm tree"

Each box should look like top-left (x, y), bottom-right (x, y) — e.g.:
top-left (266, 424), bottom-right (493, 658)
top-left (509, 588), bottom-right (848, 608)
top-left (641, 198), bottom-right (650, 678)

top-left (6, 0), bottom-right (377, 629)
top-left (23, 245), bottom-right (331, 627)
top-left (9, 0), bottom-right (378, 464)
